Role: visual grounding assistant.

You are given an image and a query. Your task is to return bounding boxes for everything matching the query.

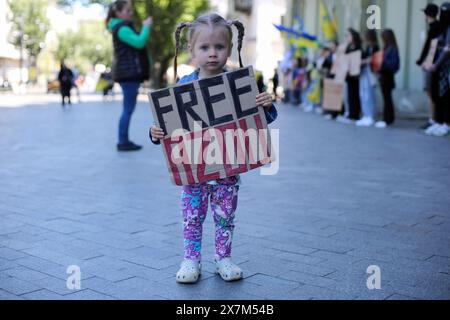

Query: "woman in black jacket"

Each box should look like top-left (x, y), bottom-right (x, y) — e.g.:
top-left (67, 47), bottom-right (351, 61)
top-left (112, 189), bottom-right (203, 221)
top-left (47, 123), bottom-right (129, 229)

top-left (106, 0), bottom-right (152, 151)
top-left (417, 4), bottom-right (440, 130)
top-left (375, 29), bottom-right (400, 129)
top-left (425, 2), bottom-right (450, 137)
top-left (58, 61), bottom-right (73, 107)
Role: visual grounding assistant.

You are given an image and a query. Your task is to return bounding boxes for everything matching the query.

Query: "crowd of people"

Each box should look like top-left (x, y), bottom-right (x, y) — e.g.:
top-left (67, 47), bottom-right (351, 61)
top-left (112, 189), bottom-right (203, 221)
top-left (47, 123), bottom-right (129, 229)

top-left (273, 2), bottom-right (450, 138)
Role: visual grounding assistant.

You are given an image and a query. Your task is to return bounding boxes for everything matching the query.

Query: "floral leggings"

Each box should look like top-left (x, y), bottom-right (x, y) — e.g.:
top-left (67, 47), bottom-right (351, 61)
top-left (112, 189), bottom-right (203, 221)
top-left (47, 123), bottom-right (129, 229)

top-left (180, 176), bottom-right (239, 261)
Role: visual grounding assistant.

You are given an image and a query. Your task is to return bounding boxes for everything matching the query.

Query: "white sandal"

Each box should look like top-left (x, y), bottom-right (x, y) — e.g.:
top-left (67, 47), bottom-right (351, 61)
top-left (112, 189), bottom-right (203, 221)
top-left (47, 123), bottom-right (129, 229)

top-left (176, 259), bottom-right (202, 284)
top-left (215, 257), bottom-right (243, 281)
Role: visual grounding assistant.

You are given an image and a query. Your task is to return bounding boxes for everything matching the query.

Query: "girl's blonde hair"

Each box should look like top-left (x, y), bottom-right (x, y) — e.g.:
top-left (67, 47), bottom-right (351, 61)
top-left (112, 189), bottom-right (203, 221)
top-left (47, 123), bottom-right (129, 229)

top-left (173, 13), bottom-right (245, 80)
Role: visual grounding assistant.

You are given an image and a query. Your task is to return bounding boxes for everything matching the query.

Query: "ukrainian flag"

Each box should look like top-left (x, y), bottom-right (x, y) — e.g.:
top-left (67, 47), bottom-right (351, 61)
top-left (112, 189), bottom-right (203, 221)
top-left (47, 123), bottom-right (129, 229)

top-left (289, 37), bottom-right (319, 50)
top-left (319, 1), bottom-right (337, 41)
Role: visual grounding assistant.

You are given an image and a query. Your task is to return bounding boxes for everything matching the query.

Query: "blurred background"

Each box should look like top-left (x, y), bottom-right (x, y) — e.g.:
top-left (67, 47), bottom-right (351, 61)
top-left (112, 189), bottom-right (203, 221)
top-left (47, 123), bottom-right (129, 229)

top-left (0, 0), bottom-right (446, 116)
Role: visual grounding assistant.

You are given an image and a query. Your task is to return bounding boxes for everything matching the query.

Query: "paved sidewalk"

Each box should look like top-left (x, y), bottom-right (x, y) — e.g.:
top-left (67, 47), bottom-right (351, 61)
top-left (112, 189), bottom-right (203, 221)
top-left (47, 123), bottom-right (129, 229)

top-left (1, 94), bottom-right (449, 300)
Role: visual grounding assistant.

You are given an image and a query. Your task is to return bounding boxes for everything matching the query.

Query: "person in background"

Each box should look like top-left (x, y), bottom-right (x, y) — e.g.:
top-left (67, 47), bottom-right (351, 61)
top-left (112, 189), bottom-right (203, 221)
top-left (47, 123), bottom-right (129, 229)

top-left (282, 66), bottom-right (293, 104)
top-left (322, 41), bottom-right (342, 121)
top-left (337, 28), bottom-right (362, 124)
top-left (357, 29), bottom-right (380, 127)
top-left (256, 70), bottom-right (266, 93)
top-left (417, 4), bottom-right (441, 130)
top-left (58, 60), bottom-right (74, 107)
top-left (292, 58), bottom-right (306, 106)
top-left (100, 68), bottom-right (115, 101)
top-left (271, 67), bottom-right (279, 101)
top-left (375, 29), bottom-right (400, 129)
top-left (106, 0), bottom-right (152, 152)
top-left (71, 66), bottom-right (81, 103)
top-left (424, 2), bottom-right (450, 137)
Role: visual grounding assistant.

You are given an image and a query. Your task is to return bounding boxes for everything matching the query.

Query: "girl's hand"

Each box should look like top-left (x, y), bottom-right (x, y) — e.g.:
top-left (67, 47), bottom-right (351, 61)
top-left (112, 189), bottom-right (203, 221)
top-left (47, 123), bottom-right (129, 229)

top-left (150, 125), bottom-right (164, 141)
top-left (256, 92), bottom-right (273, 109)
top-left (143, 17), bottom-right (153, 27)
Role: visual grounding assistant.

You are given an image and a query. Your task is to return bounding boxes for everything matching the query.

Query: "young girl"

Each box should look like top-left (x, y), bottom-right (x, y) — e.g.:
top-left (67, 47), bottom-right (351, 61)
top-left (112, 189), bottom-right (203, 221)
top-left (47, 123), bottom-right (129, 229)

top-left (149, 13), bottom-right (278, 284)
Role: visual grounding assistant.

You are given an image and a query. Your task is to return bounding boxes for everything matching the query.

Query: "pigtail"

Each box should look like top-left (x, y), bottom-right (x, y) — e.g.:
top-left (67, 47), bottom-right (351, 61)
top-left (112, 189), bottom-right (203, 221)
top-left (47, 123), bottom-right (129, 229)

top-left (174, 22), bottom-right (191, 81)
top-left (230, 20), bottom-right (245, 68)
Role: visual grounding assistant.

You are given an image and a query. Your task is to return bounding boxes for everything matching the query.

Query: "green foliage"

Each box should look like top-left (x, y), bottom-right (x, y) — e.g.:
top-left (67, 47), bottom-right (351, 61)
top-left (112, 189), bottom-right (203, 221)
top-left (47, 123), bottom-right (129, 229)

top-left (55, 0), bottom-right (209, 86)
top-left (8, 0), bottom-right (50, 61)
top-left (54, 21), bottom-right (113, 73)
top-left (136, 0), bottom-right (209, 86)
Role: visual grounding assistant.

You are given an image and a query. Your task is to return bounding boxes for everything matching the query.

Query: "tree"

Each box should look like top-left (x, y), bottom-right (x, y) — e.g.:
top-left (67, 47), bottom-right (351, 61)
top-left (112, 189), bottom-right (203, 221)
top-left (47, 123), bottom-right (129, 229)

top-left (132, 0), bottom-right (209, 88)
top-left (54, 21), bottom-right (113, 73)
top-left (72, 0), bottom-right (208, 88)
top-left (8, 0), bottom-right (50, 69)
top-left (57, 0), bottom-right (209, 87)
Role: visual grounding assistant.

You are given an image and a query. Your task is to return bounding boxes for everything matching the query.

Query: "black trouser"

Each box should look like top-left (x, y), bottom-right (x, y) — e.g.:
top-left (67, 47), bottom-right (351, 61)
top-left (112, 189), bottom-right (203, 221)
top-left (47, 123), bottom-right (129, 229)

top-left (380, 73), bottom-right (395, 125)
top-left (346, 76), bottom-right (361, 120)
top-left (431, 72), bottom-right (450, 124)
top-left (60, 85), bottom-right (71, 105)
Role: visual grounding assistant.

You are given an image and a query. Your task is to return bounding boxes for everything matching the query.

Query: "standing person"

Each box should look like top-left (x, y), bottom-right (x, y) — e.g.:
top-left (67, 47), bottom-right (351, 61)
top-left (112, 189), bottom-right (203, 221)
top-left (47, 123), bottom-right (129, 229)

top-left (271, 67), bottom-right (279, 101)
top-left (417, 4), bottom-right (441, 130)
top-left (357, 29), bottom-right (380, 127)
top-left (322, 41), bottom-right (343, 120)
top-left (292, 58), bottom-right (305, 106)
top-left (337, 28), bottom-right (362, 124)
top-left (100, 69), bottom-right (114, 101)
top-left (57, 60), bottom-right (74, 107)
top-left (106, 0), bottom-right (152, 152)
top-left (425, 2), bottom-right (450, 137)
top-left (71, 66), bottom-right (81, 103)
top-left (375, 29), bottom-right (400, 129)
top-left (149, 13), bottom-right (278, 284)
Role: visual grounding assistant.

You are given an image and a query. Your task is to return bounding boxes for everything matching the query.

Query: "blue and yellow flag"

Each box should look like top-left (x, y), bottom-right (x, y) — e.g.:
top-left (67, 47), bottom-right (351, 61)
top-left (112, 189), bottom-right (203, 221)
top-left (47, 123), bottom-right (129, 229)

top-left (289, 37), bottom-right (319, 50)
top-left (319, 1), bottom-right (337, 41)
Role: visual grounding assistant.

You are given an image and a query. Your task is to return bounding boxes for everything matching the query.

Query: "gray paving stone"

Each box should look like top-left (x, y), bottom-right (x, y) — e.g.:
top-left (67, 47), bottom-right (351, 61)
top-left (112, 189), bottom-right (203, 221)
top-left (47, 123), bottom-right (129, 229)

top-left (0, 273), bottom-right (41, 295)
top-left (0, 289), bottom-right (24, 300)
top-left (1, 97), bottom-right (449, 299)
top-left (21, 289), bottom-right (65, 300)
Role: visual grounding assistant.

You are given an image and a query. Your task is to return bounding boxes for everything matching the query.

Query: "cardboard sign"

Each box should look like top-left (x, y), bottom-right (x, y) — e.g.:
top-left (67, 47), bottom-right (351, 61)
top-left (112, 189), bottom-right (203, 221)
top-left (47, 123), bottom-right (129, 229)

top-left (148, 66), bottom-right (273, 186)
top-left (331, 44), bottom-right (348, 84)
top-left (323, 79), bottom-right (343, 112)
top-left (332, 46), bottom-right (362, 82)
top-left (348, 50), bottom-right (362, 76)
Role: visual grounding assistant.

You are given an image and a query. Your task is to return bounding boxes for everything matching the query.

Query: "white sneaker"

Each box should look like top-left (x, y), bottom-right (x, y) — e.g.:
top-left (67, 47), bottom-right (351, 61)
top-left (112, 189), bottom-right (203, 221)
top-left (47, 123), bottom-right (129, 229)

top-left (214, 258), bottom-right (243, 282)
top-left (336, 115), bottom-right (354, 124)
top-left (356, 117), bottom-right (375, 127)
top-left (430, 124), bottom-right (449, 137)
top-left (425, 123), bottom-right (442, 135)
top-left (176, 259), bottom-right (202, 284)
top-left (375, 121), bottom-right (387, 129)
top-left (303, 104), bottom-right (314, 113)
top-left (324, 114), bottom-right (333, 121)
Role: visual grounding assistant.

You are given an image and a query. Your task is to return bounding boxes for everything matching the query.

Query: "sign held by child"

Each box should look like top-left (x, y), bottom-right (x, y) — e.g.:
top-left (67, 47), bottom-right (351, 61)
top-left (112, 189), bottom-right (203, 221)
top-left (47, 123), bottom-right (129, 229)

top-left (148, 66), bottom-right (273, 186)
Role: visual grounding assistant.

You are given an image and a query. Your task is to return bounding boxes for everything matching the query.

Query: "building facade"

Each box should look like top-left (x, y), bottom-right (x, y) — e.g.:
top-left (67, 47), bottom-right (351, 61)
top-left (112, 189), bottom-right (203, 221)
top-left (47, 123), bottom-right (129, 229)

top-left (212, 0), bottom-right (447, 116)
top-left (287, 0), bottom-right (449, 116)
top-left (0, 0), bottom-right (28, 90)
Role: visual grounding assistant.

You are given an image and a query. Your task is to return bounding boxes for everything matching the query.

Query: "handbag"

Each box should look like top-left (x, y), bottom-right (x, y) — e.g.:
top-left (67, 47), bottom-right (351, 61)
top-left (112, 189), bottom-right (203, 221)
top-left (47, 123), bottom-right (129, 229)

top-left (371, 50), bottom-right (384, 73)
